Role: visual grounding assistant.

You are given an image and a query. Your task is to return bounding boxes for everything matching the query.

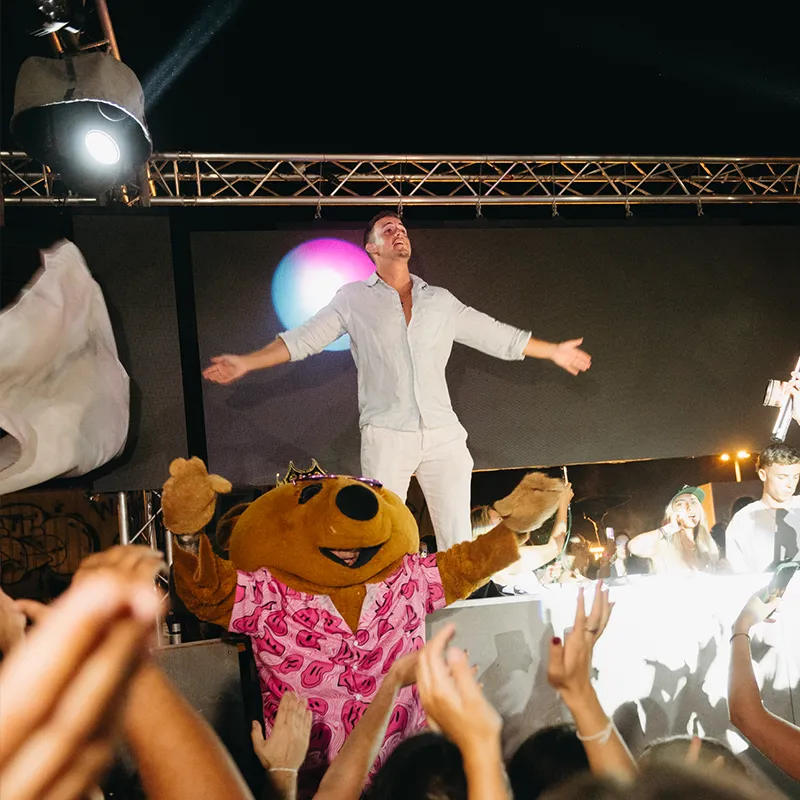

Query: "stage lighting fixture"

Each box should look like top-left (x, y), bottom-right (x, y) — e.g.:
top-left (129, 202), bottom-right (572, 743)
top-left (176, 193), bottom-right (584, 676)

top-left (27, 0), bottom-right (85, 36)
top-left (11, 52), bottom-right (152, 194)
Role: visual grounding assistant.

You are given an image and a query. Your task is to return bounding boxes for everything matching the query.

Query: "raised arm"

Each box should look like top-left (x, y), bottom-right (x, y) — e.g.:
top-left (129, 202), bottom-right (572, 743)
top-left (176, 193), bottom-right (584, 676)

top-left (529, 481), bottom-right (573, 567)
top-left (450, 294), bottom-right (591, 376)
top-left (204, 295), bottom-right (347, 385)
top-left (438, 472), bottom-right (567, 601)
top-left (125, 664), bottom-right (254, 800)
top-left (162, 457), bottom-right (239, 628)
top-left (547, 584), bottom-right (637, 781)
top-left (314, 651), bottom-right (419, 800)
top-left (417, 624), bottom-right (511, 800)
top-left (204, 339), bottom-right (292, 385)
top-left (728, 592), bottom-right (800, 780)
top-left (629, 519), bottom-right (679, 559)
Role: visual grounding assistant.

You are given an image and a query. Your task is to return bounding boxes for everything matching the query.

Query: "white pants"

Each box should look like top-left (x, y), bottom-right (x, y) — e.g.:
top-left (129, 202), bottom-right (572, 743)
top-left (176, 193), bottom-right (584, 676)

top-left (360, 423), bottom-right (474, 551)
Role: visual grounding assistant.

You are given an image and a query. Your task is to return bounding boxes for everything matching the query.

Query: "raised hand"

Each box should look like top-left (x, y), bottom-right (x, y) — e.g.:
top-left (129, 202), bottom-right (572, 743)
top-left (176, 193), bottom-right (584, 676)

top-left (386, 648), bottom-right (422, 688)
top-left (0, 573), bottom-right (158, 800)
top-left (733, 590), bottom-right (781, 636)
top-left (202, 354), bottom-right (249, 385)
top-left (550, 338), bottom-right (592, 376)
top-left (161, 456), bottom-right (232, 534)
top-left (547, 583), bottom-right (613, 704)
top-left (250, 692), bottom-right (312, 773)
top-left (417, 623), bottom-right (501, 754)
top-left (559, 481), bottom-right (574, 511)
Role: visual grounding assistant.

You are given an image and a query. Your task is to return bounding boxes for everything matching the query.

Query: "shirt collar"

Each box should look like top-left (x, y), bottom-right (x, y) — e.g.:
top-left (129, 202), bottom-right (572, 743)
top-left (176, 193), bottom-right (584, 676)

top-left (366, 271), bottom-right (428, 290)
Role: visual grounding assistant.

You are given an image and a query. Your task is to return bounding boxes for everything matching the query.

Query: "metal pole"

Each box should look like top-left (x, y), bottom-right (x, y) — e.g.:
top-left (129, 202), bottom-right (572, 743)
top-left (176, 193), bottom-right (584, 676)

top-left (143, 491), bottom-right (165, 646)
top-left (117, 491), bottom-right (130, 545)
top-left (143, 491), bottom-right (158, 550)
top-left (160, 499), bottom-right (183, 645)
top-left (94, 0), bottom-right (121, 60)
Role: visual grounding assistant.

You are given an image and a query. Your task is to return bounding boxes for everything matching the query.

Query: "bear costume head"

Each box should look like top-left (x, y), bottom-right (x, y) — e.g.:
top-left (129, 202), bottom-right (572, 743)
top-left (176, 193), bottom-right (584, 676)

top-left (221, 475), bottom-right (418, 589)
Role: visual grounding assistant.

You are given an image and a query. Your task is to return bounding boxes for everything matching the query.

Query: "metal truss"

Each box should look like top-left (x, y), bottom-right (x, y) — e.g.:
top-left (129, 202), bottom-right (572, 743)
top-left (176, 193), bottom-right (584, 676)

top-left (2, 151), bottom-right (800, 208)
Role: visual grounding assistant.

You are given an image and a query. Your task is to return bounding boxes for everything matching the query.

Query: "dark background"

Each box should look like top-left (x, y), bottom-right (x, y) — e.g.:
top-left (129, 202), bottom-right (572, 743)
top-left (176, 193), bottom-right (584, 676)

top-left (194, 223), bottom-right (800, 486)
top-left (4, 5), bottom-right (800, 156)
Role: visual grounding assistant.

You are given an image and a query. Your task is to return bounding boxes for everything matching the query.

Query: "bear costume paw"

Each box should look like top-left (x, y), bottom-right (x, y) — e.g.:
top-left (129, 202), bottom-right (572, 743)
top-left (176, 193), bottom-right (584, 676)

top-left (162, 457), bottom-right (232, 534)
top-left (493, 471), bottom-right (565, 533)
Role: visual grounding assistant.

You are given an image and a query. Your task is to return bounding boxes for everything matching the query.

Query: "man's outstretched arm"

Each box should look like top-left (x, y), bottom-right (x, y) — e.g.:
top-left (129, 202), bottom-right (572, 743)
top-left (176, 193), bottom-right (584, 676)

top-left (203, 298), bottom-right (346, 385)
top-left (451, 295), bottom-right (591, 376)
top-left (523, 336), bottom-right (591, 376)
top-left (203, 338), bottom-right (292, 385)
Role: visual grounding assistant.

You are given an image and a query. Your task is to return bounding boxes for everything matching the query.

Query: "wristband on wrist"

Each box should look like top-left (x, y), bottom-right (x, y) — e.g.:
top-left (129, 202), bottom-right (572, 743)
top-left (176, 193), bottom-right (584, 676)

top-left (575, 719), bottom-right (614, 745)
top-left (268, 767), bottom-right (298, 774)
top-left (730, 632), bottom-right (751, 644)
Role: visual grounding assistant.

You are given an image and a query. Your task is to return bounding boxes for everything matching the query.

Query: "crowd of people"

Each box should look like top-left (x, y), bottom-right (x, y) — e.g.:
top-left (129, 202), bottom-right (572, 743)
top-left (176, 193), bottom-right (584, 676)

top-left (0, 544), bottom-right (797, 800)
top-left (479, 443), bottom-right (800, 593)
top-left (1, 211), bottom-right (798, 799)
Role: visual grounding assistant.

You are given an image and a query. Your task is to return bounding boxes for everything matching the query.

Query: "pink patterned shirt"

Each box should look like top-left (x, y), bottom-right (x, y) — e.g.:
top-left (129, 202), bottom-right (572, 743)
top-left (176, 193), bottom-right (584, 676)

top-left (229, 553), bottom-right (447, 773)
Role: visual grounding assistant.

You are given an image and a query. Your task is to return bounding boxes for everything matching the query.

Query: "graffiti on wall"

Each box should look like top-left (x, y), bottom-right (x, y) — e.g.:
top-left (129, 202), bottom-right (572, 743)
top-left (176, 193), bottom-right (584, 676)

top-left (0, 492), bottom-right (117, 585)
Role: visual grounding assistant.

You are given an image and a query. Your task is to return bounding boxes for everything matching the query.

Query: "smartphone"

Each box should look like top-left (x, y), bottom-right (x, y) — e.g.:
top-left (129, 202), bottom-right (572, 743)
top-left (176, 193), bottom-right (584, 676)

top-left (764, 561), bottom-right (799, 601)
top-left (605, 527), bottom-right (615, 542)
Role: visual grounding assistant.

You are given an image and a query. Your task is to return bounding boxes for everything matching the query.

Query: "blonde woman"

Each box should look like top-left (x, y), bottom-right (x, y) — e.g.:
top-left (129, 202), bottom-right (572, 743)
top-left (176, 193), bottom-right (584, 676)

top-left (471, 482), bottom-right (573, 591)
top-left (629, 486), bottom-right (720, 574)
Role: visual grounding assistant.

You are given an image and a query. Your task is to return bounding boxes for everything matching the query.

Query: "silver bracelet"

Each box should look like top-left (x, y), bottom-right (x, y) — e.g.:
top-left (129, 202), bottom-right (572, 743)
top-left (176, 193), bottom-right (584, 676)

top-left (268, 767), bottom-right (298, 773)
top-left (575, 720), bottom-right (613, 745)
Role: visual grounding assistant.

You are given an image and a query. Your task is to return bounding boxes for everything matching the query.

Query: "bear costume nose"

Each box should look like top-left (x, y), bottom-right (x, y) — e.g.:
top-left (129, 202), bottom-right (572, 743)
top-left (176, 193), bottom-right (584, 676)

top-left (335, 484), bottom-right (379, 521)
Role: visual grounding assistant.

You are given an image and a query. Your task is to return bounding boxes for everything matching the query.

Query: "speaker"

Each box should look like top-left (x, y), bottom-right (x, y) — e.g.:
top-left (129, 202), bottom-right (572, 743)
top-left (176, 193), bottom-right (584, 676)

top-left (72, 214), bottom-right (188, 491)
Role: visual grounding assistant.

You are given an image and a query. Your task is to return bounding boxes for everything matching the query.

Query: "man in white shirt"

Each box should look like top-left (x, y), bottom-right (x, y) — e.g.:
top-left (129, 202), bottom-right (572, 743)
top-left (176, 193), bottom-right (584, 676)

top-left (202, 211), bottom-right (591, 550)
top-left (726, 443), bottom-right (800, 573)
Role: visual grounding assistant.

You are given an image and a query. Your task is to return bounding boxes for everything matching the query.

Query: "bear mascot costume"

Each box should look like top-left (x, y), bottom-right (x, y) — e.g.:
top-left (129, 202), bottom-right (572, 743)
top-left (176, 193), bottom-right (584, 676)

top-left (162, 457), bottom-right (565, 784)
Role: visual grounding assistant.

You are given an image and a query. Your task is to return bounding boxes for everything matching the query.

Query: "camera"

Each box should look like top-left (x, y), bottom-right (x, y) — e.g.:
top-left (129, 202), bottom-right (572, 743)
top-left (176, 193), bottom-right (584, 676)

top-left (763, 379), bottom-right (786, 408)
top-left (764, 357), bottom-right (800, 443)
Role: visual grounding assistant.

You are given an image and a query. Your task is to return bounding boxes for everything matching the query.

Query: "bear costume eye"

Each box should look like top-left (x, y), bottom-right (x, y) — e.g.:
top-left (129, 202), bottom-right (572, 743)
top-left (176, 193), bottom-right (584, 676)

top-left (298, 483), bottom-right (323, 504)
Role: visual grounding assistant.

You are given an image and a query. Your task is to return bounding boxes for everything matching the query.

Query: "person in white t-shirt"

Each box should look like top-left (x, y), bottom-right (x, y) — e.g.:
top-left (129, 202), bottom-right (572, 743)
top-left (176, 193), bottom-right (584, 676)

top-left (726, 443), bottom-right (800, 573)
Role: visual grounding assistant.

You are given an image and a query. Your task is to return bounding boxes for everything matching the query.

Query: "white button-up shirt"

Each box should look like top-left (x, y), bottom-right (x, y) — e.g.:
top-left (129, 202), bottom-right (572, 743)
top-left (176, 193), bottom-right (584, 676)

top-left (280, 272), bottom-right (531, 431)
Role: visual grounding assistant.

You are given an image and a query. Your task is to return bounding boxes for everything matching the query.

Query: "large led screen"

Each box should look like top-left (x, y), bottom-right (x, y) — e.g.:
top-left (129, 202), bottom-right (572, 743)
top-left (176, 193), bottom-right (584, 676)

top-left (192, 225), bottom-right (800, 486)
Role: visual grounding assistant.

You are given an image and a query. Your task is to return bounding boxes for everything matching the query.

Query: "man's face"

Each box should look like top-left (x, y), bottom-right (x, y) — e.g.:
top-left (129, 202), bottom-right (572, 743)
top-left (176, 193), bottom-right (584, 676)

top-left (759, 463), bottom-right (800, 504)
top-left (367, 216), bottom-right (411, 262)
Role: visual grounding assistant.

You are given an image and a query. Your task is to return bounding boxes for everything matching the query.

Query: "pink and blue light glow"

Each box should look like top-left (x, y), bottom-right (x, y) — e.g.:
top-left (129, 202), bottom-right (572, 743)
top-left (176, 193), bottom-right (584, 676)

top-left (271, 238), bottom-right (375, 352)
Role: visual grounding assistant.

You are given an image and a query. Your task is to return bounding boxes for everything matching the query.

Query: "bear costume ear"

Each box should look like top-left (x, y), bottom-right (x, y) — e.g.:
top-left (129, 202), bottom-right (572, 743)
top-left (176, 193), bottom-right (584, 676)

top-left (216, 502), bottom-right (250, 550)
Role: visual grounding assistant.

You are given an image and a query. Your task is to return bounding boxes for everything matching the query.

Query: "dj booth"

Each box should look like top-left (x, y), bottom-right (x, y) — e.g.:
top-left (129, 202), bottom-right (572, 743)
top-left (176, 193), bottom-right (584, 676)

top-left (429, 572), bottom-right (800, 796)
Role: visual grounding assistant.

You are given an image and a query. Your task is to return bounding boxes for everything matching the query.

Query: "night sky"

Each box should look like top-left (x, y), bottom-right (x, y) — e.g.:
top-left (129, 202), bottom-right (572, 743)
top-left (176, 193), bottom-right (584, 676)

top-left (2, 3), bottom-right (800, 156)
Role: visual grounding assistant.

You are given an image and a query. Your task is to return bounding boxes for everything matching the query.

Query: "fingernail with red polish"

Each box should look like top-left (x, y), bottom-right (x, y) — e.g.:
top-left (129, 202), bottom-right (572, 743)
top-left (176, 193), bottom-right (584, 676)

top-left (552, 637), bottom-right (561, 645)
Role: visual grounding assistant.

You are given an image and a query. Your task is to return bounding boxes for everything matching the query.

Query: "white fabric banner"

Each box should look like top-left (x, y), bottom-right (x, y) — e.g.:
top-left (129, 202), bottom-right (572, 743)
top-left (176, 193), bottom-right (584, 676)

top-left (0, 240), bottom-right (129, 494)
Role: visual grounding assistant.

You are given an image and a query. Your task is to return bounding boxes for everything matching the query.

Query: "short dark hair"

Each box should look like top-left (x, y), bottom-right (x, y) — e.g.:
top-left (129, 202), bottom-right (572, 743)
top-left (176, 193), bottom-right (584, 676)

top-left (365, 732), bottom-right (466, 800)
top-left (757, 443), bottom-right (800, 471)
top-left (363, 210), bottom-right (404, 250)
top-left (507, 724), bottom-right (589, 799)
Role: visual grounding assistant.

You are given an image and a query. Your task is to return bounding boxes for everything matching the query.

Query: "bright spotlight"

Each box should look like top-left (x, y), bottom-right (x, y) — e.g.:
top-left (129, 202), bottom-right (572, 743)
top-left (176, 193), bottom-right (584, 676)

top-left (11, 52), bottom-right (152, 193)
top-left (85, 130), bottom-right (120, 165)
top-left (736, 451), bottom-right (750, 459)
top-left (720, 453), bottom-right (731, 462)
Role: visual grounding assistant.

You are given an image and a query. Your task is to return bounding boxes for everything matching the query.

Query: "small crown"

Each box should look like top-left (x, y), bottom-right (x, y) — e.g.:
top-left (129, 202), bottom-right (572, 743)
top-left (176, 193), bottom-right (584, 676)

top-left (276, 459), bottom-right (328, 486)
